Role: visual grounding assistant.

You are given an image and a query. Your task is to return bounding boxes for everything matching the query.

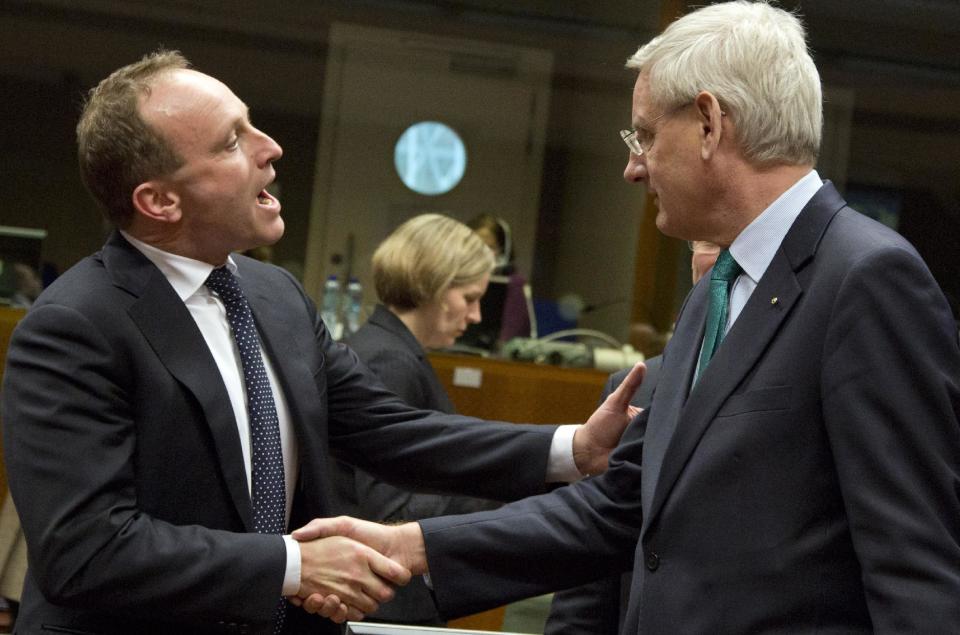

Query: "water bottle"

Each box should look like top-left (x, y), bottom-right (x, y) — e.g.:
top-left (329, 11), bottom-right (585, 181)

top-left (343, 277), bottom-right (364, 336)
top-left (321, 275), bottom-right (343, 340)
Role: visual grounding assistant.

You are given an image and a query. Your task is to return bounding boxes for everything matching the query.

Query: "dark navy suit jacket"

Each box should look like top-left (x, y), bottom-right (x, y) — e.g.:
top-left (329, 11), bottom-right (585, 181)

top-left (1, 233), bottom-right (556, 635)
top-left (418, 182), bottom-right (960, 633)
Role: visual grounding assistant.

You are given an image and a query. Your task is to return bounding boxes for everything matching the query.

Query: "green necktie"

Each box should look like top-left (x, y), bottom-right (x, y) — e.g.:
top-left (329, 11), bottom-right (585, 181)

top-left (696, 249), bottom-right (742, 381)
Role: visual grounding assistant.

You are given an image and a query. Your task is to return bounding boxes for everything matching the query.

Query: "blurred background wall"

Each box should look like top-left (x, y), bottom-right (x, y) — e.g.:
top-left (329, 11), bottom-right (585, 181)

top-left (2, 0), bottom-right (958, 342)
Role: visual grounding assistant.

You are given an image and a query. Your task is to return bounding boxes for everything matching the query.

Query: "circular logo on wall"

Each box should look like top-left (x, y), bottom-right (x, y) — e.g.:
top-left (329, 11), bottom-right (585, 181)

top-left (394, 121), bottom-right (467, 196)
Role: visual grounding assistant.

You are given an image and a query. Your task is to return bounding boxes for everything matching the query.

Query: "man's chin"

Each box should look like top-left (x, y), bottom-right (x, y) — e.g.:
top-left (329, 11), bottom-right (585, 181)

top-left (261, 218), bottom-right (286, 245)
top-left (654, 210), bottom-right (673, 236)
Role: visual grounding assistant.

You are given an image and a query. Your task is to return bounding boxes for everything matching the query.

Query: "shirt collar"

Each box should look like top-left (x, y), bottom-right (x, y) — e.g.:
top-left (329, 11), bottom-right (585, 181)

top-left (119, 230), bottom-right (238, 302)
top-left (729, 169), bottom-right (823, 284)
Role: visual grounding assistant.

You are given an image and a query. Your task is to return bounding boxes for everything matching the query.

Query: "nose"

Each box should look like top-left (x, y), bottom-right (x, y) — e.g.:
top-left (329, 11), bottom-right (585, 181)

top-left (623, 152), bottom-right (646, 183)
top-left (467, 301), bottom-right (482, 324)
top-left (253, 127), bottom-right (283, 166)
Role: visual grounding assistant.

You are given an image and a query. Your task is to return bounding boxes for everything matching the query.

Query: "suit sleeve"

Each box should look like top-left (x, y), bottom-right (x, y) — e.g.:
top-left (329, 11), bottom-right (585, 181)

top-left (318, 322), bottom-right (558, 503)
top-left (1, 303), bottom-right (284, 626)
top-left (349, 348), bottom-right (498, 520)
top-left (418, 410), bottom-right (648, 619)
top-left (821, 245), bottom-right (960, 629)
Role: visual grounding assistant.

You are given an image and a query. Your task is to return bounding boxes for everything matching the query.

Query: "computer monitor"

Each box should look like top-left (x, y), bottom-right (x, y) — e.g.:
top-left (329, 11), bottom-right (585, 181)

top-left (455, 274), bottom-right (536, 352)
top-left (0, 225), bottom-right (46, 304)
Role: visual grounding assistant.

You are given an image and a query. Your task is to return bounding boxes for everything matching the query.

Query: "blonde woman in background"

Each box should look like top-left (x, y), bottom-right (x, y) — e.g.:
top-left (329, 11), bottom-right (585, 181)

top-left (333, 213), bottom-right (498, 626)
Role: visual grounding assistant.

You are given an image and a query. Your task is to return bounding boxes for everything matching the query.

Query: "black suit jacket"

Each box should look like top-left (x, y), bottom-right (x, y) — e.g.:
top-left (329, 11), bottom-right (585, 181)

top-left (418, 182), bottom-right (960, 633)
top-left (544, 356), bottom-right (661, 635)
top-left (1, 232), bottom-right (556, 635)
top-left (334, 304), bottom-right (495, 624)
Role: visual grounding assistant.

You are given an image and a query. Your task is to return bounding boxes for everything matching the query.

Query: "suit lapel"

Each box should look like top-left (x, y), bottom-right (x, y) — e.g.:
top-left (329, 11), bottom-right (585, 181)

top-left (644, 257), bottom-right (802, 529)
top-left (103, 233), bottom-right (256, 531)
top-left (640, 281), bottom-right (706, 522)
top-left (239, 267), bottom-right (318, 425)
top-left (642, 182), bottom-right (846, 532)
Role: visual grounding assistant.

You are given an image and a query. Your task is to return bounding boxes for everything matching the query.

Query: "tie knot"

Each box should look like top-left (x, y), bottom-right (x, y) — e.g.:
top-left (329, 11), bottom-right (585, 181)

top-left (205, 266), bottom-right (242, 299)
top-left (711, 249), bottom-right (742, 283)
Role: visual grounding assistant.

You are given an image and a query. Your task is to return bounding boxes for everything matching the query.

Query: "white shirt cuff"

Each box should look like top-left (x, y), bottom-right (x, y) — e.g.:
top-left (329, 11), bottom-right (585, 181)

top-left (282, 534), bottom-right (302, 596)
top-left (546, 424), bottom-right (582, 482)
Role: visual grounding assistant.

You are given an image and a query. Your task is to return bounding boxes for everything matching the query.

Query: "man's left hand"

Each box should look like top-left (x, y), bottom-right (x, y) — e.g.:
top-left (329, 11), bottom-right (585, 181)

top-left (572, 361), bottom-right (645, 476)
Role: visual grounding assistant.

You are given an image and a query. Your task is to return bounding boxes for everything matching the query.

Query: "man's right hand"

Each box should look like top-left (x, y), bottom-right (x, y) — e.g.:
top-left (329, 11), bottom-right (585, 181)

top-left (295, 534), bottom-right (412, 622)
top-left (292, 517), bottom-right (427, 619)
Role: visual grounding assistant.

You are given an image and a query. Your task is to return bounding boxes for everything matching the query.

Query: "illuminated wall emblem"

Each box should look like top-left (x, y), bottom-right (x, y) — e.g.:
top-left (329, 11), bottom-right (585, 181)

top-left (394, 121), bottom-right (467, 195)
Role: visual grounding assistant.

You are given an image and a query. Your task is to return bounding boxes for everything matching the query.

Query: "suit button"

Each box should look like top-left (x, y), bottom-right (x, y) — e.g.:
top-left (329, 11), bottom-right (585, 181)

top-left (645, 552), bottom-right (660, 571)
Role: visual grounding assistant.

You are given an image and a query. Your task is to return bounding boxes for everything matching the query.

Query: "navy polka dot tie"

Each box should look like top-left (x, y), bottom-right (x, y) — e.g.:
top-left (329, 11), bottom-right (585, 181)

top-left (206, 267), bottom-right (287, 633)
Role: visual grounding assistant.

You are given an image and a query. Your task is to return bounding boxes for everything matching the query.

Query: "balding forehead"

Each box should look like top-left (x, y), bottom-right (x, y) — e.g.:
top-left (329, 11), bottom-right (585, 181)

top-left (140, 68), bottom-right (231, 119)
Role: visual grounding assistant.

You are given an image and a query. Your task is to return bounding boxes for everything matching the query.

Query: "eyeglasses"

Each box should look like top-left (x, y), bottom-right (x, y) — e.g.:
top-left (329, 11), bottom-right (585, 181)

top-left (620, 111), bottom-right (672, 157)
top-left (619, 107), bottom-right (674, 156)
top-left (620, 104), bottom-right (723, 156)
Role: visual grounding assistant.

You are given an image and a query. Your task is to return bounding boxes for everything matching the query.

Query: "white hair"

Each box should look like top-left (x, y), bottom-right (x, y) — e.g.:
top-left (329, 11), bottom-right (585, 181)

top-left (627, 0), bottom-right (822, 166)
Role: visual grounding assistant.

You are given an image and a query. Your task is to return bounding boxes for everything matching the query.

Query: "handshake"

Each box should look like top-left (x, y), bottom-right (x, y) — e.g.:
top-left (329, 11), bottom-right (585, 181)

top-left (288, 516), bottom-right (427, 623)
top-left (284, 361), bottom-right (648, 623)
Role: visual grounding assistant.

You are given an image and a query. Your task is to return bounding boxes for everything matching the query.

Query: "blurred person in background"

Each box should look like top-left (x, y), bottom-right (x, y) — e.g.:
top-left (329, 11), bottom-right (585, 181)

top-left (467, 213), bottom-right (531, 344)
top-left (334, 213), bottom-right (500, 626)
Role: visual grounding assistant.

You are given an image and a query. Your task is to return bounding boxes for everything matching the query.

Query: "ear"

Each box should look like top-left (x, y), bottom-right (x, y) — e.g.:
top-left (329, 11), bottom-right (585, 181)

top-left (694, 91), bottom-right (725, 161)
top-left (132, 181), bottom-right (182, 224)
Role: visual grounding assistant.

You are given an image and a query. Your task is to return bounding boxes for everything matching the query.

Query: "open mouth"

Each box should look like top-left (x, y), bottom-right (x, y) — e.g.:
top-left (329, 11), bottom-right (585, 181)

top-left (257, 188), bottom-right (278, 207)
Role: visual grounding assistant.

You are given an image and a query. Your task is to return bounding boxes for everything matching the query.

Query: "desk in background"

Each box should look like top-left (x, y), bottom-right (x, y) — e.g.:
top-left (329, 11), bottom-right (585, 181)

top-left (0, 307), bottom-right (28, 614)
top-left (429, 353), bottom-right (610, 424)
top-left (0, 307), bottom-right (27, 499)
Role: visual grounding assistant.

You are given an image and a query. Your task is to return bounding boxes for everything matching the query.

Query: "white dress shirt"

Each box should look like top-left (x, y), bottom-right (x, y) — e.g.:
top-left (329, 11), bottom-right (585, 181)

top-left (725, 169), bottom-right (823, 331)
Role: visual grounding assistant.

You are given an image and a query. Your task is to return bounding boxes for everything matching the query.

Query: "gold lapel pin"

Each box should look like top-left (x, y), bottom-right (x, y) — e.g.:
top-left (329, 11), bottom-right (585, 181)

top-left (771, 296), bottom-right (779, 305)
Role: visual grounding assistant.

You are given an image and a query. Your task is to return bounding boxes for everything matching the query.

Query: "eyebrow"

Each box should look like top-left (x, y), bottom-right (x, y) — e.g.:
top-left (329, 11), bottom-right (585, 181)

top-left (632, 112), bottom-right (659, 130)
top-left (233, 103), bottom-right (252, 130)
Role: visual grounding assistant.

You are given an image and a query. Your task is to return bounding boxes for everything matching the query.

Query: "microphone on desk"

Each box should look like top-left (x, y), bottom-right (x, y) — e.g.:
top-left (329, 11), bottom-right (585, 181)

top-left (557, 293), bottom-right (627, 322)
